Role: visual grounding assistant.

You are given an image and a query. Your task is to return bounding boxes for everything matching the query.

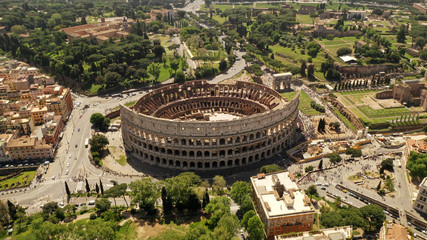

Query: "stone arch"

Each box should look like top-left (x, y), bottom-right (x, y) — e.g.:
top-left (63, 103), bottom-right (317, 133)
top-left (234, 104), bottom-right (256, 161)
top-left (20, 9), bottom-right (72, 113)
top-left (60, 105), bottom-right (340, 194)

top-left (228, 160), bottom-right (233, 166)
top-left (197, 162), bottom-right (203, 168)
top-left (205, 162), bottom-right (210, 169)
top-left (190, 162), bottom-right (195, 168)
top-left (176, 161), bottom-right (181, 167)
top-left (220, 161), bottom-right (225, 167)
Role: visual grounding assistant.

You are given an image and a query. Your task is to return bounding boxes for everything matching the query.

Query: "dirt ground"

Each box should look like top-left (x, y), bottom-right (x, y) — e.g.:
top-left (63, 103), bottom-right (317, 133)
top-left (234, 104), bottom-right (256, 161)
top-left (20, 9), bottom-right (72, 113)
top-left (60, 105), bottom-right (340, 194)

top-left (102, 129), bottom-right (143, 176)
top-left (221, 70), bottom-right (254, 84)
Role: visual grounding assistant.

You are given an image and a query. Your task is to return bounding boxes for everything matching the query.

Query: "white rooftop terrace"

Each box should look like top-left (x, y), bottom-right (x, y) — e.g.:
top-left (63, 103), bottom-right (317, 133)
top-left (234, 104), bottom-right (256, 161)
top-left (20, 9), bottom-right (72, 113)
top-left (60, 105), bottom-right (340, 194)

top-left (252, 171), bottom-right (313, 218)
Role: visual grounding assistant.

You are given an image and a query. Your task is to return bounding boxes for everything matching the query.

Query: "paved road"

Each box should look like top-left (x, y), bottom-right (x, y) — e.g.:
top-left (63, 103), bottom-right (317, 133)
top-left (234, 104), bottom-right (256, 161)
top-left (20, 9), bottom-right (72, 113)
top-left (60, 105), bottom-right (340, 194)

top-left (211, 50), bottom-right (246, 83)
top-left (0, 93), bottom-right (146, 212)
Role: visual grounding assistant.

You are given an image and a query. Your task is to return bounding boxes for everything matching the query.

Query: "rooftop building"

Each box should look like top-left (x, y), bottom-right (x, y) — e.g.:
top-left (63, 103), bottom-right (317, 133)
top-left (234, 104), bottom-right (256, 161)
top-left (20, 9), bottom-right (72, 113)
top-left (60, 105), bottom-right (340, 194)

top-left (61, 17), bottom-right (134, 43)
top-left (414, 177), bottom-right (427, 213)
top-left (251, 171), bottom-right (315, 239)
top-left (5, 135), bottom-right (53, 160)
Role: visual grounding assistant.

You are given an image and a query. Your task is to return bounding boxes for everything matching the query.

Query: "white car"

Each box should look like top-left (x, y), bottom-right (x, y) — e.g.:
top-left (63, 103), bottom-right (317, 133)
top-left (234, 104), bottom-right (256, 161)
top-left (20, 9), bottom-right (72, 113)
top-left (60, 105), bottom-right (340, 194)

top-left (67, 162), bottom-right (70, 167)
top-left (65, 170), bottom-right (69, 175)
top-left (52, 176), bottom-right (55, 180)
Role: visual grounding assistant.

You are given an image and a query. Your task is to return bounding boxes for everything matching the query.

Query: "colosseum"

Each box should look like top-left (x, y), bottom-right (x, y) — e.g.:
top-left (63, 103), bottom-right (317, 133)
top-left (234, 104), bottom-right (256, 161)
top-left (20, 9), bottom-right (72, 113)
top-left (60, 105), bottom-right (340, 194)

top-left (120, 80), bottom-right (299, 170)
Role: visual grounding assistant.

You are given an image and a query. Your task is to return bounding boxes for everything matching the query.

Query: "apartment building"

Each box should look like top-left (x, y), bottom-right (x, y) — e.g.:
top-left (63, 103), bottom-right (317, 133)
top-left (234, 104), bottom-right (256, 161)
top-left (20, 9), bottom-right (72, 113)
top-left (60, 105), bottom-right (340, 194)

top-left (251, 171), bottom-right (316, 239)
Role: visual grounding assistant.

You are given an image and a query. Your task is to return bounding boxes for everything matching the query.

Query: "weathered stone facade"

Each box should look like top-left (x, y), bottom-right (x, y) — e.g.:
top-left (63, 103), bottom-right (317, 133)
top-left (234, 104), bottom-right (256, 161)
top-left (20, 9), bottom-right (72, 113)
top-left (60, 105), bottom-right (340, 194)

top-left (273, 72), bottom-right (292, 91)
top-left (329, 97), bottom-right (364, 130)
top-left (121, 81), bottom-right (299, 170)
top-left (337, 64), bottom-right (399, 79)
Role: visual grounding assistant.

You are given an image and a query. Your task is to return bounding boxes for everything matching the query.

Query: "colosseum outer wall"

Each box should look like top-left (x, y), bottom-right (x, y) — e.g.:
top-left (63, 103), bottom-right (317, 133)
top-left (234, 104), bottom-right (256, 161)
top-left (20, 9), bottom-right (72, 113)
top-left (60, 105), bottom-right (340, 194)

top-left (120, 83), bottom-right (300, 170)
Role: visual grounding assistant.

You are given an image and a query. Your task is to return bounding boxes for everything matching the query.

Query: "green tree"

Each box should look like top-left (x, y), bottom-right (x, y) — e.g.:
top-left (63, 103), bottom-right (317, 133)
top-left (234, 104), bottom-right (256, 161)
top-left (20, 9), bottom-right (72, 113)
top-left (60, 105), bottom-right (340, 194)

top-left (318, 159), bottom-right (323, 170)
top-left (170, 59), bottom-right (180, 74)
top-left (148, 63), bottom-right (161, 81)
top-left (380, 158), bottom-right (394, 173)
top-left (336, 47), bottom-right (352, 56)
top-left (202, 191), bottom-right (210, 209)
top-left (129, 178), bottom-right (160, 213)
top-left (90, 113), bottom-right (110, 131)
top-left (397, 25), bottom-right (406, 43)
top-left (11, 25), bottom-right (27, 34)
top-left (242, 210), bottom-right (256, 229)
top-left (153, 45), bottom-right (165, 59)
top-left (260, 164), bottom-right (282, 174)
top-left (105, 183), bottom-right (129, 209)
top-left (300, 60), bottom-right (306, 76)
top-left (164, 172), bottom-right (201, 211)
top-left (104, 71), bottom-right (122, 89)
top-left (213, 214), bottom-right (240, 240)
top-left (346, 148), bottom-right (362, 158)
top-left (89, 134), bottom-right (109, 153)
top-left (219, 59), bottom-right (228, 71)
top-left (305, 165), bottom-right (314, 172)
top-left (415, 36), bottom-right (426, 50)
top-left (95, 183), bottom-right (100, 195)
top-left (213, 175), bottom-right (226, 195)
top-left (175, 69), bottom-right (186, 83)
top-left (247, 215), bottom-right (265, 240)
top-left (360, 204), bottom-right (386, 232)
top-left (95, 198), bottom-right (111, 213)
top-left (0, 201), bottom-right (9, 225)
top-left (161, 186), bottom-right (173, 215)
top-left (230, 181), bottom-right (251, 205)
top-left (306, 185), bottom-right (318, 199)
top-left (205, 197), bottom-right (231, 229)
top-left (320, 211), bottom-right (343, 227)
top-left (328, 153), bottom-right (342, 164)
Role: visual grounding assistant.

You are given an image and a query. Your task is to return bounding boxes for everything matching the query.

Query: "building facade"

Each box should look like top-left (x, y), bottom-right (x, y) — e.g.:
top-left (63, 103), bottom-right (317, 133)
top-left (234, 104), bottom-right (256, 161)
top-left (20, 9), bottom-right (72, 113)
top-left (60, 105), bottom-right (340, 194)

top-left (5, 136), bottom-right (53, 161)
top-left (414, 177), bottom-right (427, 213)
top-left (251, 171), bottom-right (315, 239)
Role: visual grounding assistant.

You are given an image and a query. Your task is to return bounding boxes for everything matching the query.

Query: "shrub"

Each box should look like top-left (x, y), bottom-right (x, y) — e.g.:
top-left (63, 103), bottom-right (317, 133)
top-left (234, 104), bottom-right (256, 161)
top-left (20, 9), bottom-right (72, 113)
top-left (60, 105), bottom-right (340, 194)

top-left (337, 47), bottom-right (352, 56)
top-left (90, 213), bottom-right (97, 220)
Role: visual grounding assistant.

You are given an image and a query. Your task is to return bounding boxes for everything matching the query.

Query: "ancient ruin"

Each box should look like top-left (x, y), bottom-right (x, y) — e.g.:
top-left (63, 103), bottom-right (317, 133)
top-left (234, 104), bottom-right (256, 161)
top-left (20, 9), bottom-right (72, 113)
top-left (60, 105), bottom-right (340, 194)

top-left (120, 80), bottom-right (300, 170)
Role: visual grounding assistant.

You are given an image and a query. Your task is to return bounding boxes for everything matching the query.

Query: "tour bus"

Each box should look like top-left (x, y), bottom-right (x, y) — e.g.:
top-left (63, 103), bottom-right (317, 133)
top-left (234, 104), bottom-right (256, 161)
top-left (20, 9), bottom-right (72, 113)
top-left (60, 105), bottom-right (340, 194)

top-left (85, 138), bottom-right (89, 148)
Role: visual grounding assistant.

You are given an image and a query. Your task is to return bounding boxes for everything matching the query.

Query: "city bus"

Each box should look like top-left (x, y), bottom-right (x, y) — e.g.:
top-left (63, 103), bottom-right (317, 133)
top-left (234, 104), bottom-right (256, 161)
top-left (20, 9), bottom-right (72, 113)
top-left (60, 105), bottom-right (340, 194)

top-left (85, 138), bottom-right (89, 148)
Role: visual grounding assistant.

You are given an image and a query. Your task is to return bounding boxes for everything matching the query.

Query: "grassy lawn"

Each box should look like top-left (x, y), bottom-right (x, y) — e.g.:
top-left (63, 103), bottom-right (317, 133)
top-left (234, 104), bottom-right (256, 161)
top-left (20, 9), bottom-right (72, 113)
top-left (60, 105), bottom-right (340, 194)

top-left (270, 44), bottom-right (327, 81)
top-left (124, 101), bottom-right (136, 107)
top-left (116, 155), bottom-right (128, 166)
top-left (116, 220), bottom-right (137, 240)
top-left (212, 15), bottom-right (226, 24)
top-left (281, 91), bottom-right (298, 101)
top-left (357, 105), bottom-right (410, 118)
top-left (298, 14), bottom-right (313, 24)
top-left (89, 84), bottom-right (102, 94)
top-left (0, 170), bottom-right (36, 190)
top-left (147, 223), bottom-right (188, 240)
top-left (334, 109), bottom-right (357, 131)
top-left (281, 91), bottom-right (321, 115)
top-left (300, 90), bottom-right (323, 115)
top-left (337, 90), bottom-right (378, 95)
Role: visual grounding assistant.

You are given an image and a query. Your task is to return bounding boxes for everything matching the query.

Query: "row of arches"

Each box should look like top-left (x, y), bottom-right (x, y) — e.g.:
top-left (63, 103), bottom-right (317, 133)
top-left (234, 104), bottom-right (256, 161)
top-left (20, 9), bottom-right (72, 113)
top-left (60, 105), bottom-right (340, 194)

top-left (128, 127), bottom-right (294, 159)
top-left (124, 112), bottom-right (297, 148)
top-left (131, 140), bottom-right (291, 169)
